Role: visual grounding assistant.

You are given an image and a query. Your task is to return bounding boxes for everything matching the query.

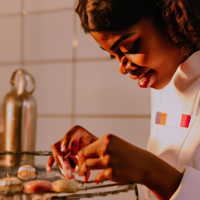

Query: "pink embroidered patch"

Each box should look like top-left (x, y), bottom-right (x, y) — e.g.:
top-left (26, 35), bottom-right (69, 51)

top-left (180, 114), bottom-right (191, 128)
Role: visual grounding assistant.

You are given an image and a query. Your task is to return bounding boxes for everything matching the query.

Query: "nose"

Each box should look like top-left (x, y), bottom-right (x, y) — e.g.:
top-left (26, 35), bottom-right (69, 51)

top-left (121, 56), bottom-right (128, 65)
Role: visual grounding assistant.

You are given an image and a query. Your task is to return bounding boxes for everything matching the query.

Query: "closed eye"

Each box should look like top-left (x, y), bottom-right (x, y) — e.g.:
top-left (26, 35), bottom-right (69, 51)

top-left (120, 42), bottom-right (134, 53)
top-left (115, 49), bottom-right (125, 60)
top-left (126, 38), bottom-right (140, 55)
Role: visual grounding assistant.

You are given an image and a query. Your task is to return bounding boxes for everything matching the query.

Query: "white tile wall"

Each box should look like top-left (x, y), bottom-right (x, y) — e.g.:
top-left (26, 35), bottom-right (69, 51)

top-left (0, 1), bottom-right (151, 199)
top-left (76, 18), bottom-right (110, 59)
top-left (35, 117), bottom-right (72, 165)
top-left (24, 63), bottom-right (73, 115)
top-left (24, 0), bottom-right (75, 12)
top-left (0, 0), bottom-right (21, 15)
top-left (75, 59), bottom-right (151, 115)
top-left (74, 118), bottom-right (150, 149)
top-left (24, 11), bottom-right (74, 61)
top-left (0, 16), bottom-right (21, 62)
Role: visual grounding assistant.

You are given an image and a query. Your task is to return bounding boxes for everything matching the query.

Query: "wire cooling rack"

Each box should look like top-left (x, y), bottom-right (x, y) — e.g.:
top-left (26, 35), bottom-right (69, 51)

top-left (0, 151), bottom-right (139, 200)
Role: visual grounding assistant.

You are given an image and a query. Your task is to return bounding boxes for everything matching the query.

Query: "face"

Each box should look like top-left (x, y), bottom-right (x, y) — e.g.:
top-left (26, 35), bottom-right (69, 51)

top-left (90, 16), bottom-right (185, 89)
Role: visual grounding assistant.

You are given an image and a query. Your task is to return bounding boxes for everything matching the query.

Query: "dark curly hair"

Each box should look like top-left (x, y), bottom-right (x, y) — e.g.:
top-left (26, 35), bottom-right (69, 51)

top-left (75, 0), bottom-right (200, 57)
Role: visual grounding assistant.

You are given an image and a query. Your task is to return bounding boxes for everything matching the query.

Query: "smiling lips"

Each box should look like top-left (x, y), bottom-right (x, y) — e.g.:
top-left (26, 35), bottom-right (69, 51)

top-left (121, 57), bottom-right (155, 88)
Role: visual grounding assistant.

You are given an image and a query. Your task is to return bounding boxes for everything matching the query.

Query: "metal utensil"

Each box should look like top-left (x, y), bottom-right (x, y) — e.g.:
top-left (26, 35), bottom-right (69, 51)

top-left (52, 179), bottom-right (134, 193)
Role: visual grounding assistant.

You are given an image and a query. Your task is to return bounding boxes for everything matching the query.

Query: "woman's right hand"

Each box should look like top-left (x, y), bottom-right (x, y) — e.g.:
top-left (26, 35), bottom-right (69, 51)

top-left (46, 125), bottom-right (99, 173)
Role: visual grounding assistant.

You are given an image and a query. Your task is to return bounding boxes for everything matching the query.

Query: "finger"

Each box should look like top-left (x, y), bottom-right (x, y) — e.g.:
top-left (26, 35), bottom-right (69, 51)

top-left (68, 155), bottom-right (78, 169)
top-left (78, 155), bottom-right (86, 176)
top-left (51, 144), bottom-right (62, 167)
top-left (63, 158), bottom-right (73, 179)
top-left (78, 140), bottom-right (100, 176)
top-left (61, 125), bottom-right (85, 154)
top-left (80, 136), bottom-right (96, 149)
top-left (46, 155), bottom-right (54, 172)
top-left (60, 126), bottom-right (78, 153)
top-left (95, 168), bottom-right (113, 183)
top-left (84, 170), bottom-right (91, 182)
top-left (85, 155), bottom-right (110, 170)
top-left (61, 133), bottom-right (71, 153)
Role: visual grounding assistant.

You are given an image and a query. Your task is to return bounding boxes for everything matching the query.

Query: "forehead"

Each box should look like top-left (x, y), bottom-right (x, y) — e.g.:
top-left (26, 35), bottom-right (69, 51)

top-left (89, 22), bottom-right (141, 46)
top-left (90, 32), bottom-right (117, 52)
top-left (90, 32), bottom-right (114, 42)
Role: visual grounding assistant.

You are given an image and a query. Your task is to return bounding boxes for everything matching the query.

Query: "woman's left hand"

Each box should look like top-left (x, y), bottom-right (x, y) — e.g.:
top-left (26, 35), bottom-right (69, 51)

top-left (78, 133), bottom-right (145, 183)
top-left (78, 134), bottom-right (183, 200)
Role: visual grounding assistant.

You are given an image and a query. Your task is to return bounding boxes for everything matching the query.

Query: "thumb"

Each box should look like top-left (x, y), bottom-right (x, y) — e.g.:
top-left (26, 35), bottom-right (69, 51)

top-left (46, 155), bottom-right (54, 172)
top-left (95, 168), bottom-right (113, 183)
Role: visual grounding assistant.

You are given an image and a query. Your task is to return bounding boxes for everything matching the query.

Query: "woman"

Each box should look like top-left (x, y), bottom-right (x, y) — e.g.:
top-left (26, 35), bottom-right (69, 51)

top-left (46, 0), bottom-right (200, 199)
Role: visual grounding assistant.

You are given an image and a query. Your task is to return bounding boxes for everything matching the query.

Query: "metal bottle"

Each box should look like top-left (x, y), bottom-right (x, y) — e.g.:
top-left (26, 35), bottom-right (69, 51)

top-left (0, 69), bottom-right (37, 167)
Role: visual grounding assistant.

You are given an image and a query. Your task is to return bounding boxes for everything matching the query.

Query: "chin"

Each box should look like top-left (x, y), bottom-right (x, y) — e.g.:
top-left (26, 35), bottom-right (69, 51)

top-left (150, 78), bottom-right (171, 90)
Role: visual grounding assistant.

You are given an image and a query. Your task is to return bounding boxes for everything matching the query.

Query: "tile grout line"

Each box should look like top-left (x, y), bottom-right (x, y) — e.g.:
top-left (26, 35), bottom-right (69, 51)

top-left (22, 7), bottom-right (74, 16)
top-left (0, 7), bottom-right (74, 18)
top-left (0, 13), bottom-right (20, 18)
top-left (71, 5), bottom-right (77, 127)
top-left (38, 113), bottom-right (151, 119)
top-left (20, 0), bottom-right (24, 69)
top-left (0, 57), bottom-right (112, 66)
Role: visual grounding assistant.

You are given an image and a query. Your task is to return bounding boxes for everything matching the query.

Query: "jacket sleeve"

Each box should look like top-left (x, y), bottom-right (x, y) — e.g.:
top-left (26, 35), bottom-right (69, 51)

top-left (170, 166), bottom-right (200, 200)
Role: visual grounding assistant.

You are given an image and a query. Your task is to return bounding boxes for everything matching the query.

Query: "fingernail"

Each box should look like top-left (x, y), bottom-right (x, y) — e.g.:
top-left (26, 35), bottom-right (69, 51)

top-left (61, 144), bottom-right (65, 152)
top-left (81, 162), bottom-right (86, 172)
top-left (79, 163), bottom-right (86, 176)
top-left (46, 166), bottom-right (51, 172)
top-left (75, 166), bottom-right (79, 172)
top-left (67, 169), bottom-right (72, 178)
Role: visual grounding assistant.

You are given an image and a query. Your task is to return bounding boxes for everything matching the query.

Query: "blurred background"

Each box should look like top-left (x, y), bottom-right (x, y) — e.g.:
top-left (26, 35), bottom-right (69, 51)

top-left (0, 0), bottom-right (151, 199)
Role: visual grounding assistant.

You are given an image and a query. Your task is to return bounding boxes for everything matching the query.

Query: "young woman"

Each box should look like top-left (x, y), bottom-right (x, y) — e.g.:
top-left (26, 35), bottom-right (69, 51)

top-left (46, 0), bottom-right (200, 199)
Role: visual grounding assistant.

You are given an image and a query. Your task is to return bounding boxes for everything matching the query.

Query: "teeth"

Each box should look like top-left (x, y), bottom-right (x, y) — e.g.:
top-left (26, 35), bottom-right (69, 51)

top-left (138, 77), bottom-right (146, 85)
top-left (138, 71), bottom-right (155, 88)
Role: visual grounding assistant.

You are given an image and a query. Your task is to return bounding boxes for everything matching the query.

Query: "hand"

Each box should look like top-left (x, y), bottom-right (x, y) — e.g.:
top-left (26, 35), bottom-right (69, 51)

top-left (78, 134), bottom-right (183, 200)
top-left (46, 125), bottom-right (98, 173)
top-left (78, 133), bottom-right (144, 183)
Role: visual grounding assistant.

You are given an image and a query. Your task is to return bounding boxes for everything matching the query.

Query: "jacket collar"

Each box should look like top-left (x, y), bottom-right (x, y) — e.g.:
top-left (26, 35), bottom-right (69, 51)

top-left (173, 51), bottom-right (200, 92)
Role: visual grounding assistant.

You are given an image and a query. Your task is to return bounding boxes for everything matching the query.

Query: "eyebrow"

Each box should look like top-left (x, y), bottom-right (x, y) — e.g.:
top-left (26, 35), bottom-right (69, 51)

top-left (100, 46), bottom-right (106, 51)
top-left (110, 32), bottom-right (136, 51)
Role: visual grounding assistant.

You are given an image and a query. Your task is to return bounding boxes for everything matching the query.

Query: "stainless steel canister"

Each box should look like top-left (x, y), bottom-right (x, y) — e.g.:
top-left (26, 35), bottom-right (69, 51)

top-left (0, 69), bottom-right (37, 167)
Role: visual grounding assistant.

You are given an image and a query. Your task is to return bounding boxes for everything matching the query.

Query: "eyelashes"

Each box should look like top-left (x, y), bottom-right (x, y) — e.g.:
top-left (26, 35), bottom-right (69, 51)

top-left (99, 37), bottom-right (141, 60)
top-left (116, 49), bottom-right (125, 60)
top-left (100, 45), bottom-right (124, 59)
top-left (125, 38), bottom-right (141, 55)
top-left (117, 38), bottom-right (140, 60)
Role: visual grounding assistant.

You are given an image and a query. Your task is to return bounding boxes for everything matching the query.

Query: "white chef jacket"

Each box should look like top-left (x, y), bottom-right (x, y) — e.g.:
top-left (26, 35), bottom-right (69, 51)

top-left (137, 51), bottom-right (200, 200)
